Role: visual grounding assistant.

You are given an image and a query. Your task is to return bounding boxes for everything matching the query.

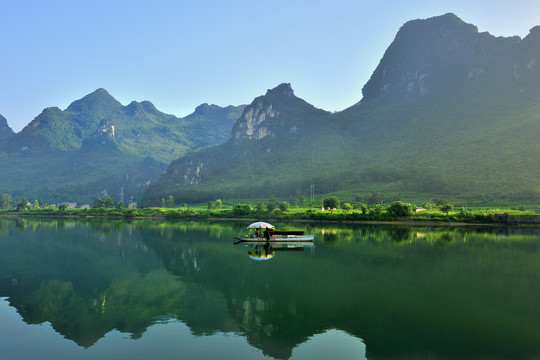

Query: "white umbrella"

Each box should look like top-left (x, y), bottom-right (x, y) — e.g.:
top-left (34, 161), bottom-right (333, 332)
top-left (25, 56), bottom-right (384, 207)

top-left (247, 221), bottom-right (275, 229)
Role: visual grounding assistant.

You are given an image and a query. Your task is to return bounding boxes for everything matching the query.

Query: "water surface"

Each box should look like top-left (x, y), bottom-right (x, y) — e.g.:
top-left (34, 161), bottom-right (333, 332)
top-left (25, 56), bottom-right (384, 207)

top-left (0, 218), bottom-right (539, 359)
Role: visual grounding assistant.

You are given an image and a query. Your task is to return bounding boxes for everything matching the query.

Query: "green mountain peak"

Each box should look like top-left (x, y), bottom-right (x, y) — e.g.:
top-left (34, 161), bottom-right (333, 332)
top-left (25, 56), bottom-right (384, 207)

top-left (0, 113), bottom-right (14, 139)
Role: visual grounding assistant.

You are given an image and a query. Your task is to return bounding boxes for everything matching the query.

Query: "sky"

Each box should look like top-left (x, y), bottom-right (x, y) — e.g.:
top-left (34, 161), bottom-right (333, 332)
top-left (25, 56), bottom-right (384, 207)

top-left (1, 0), bottom-right (540, 132)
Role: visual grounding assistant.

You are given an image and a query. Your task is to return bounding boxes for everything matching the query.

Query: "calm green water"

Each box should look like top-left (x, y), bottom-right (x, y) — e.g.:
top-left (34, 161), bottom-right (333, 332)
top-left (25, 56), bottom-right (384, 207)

top-left (0, 218), bottom-right (539, 360)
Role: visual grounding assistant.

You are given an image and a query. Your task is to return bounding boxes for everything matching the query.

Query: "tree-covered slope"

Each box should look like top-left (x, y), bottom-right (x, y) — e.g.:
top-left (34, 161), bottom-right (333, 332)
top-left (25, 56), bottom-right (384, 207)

top-left (339, 13), bottom-right (540, 199)
top-left (144, 14), bottom-right (540, 204)
top-left (0, 90), bottom-right (244, 203)
top-left (143, 84), bottom-right (353, 203)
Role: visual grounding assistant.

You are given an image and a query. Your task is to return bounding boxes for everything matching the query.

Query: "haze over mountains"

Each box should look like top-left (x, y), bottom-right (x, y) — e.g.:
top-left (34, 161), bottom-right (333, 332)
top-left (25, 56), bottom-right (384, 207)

top-left (2, 13), bottom-right (540, 205)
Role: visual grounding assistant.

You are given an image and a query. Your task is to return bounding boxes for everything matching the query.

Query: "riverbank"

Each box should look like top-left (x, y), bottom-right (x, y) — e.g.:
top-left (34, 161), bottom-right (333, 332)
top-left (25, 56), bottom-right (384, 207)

top-left (2, 207), bottom-right (540, 226)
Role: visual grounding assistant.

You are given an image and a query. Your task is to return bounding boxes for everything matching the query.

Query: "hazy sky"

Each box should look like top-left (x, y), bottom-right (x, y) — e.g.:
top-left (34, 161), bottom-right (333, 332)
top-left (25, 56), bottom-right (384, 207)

top-left (2, 0), bottom-right (540, 132)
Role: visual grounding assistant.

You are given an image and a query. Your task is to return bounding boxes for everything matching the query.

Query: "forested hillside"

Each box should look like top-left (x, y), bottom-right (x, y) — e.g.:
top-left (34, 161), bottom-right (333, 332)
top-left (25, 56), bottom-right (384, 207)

top-left (144, 14), bottom-right (540, 205)
top-left (0, 90), bottom-right (244, 203)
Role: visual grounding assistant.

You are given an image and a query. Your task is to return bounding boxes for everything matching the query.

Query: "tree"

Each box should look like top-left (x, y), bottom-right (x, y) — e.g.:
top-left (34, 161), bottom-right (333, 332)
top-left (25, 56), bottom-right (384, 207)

top-left (116, 201), bottom-right (124, 209)
top-left (358, 203), bottom-right (368, 215)
top-left (16, 198), bottom-right (29, 211)
top-left (232, 203), bottom-right (251, 216)
top-left (439, 202), bottom-right (454, 215)
top-left (342, 202), bottom-right (353, 211)
top-left (256, 202), bottom-right (266, 212)
top-left (279, 201), bottom-right (290, 212)
top-left (434, 199), bottom-right (453, 215)
top-left (366, 192), bottom-right (384, 205)
top-left (214, 199), bottom-right (223, 209)
top-left (386, 201), bottom-right (414, 217)
top-left (33, 199), bottom-right (40, 209)
top-left (94, 196), bottom-right (114, 208)
top-left (208, 201), bottom-right (215, 210)
top-left (267, 195), bottom-right (279, 211)
top-left (1, 194), bottom-right (12, 210)
top-left (369, 204), bottom-right (382, 215)
top-left (323, 196), bottom-right (340, 210)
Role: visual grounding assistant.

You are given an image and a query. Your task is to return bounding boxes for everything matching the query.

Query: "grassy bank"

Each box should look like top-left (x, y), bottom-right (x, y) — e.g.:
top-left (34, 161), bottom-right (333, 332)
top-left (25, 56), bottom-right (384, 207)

top-left (2, 205), bottom-right (539, 225)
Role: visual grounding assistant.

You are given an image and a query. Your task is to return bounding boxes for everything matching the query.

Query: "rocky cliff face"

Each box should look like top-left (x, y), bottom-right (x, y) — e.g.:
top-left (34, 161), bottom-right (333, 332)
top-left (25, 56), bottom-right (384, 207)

top-left (232, 99), bottom-right (280, 143)
top-left (231, 83), bottom-right (320, 144)
top-left (360, 13), bottom-right (531, 103)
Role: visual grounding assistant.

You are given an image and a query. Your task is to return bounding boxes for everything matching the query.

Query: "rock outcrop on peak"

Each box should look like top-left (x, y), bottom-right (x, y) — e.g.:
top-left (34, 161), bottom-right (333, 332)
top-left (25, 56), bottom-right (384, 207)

top-left (0, 114), bottom-right (14, 140)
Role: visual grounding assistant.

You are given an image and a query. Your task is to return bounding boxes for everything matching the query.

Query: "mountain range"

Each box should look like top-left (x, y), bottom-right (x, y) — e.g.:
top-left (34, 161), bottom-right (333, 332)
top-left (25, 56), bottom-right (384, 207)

top-left (144, 13), bottom-right (540, 205)
top-left (2, 13), bottom-right (540, 205)
top-left (0, 89), bottom-right (244, 203)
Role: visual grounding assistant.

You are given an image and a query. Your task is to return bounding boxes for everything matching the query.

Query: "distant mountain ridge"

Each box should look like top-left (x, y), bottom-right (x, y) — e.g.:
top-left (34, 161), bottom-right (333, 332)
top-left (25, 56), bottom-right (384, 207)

top-left (0, 90), bottom-right (245, 203)
top-left (144, 13), bottom-right (540, 204)
top-left (2, 13), bottom-right (540, 205)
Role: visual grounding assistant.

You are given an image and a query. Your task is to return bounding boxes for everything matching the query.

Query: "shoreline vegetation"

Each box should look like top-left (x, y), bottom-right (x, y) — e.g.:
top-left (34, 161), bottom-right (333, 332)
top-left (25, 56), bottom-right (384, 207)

top-left (1, 204), bottom-right (540, 226)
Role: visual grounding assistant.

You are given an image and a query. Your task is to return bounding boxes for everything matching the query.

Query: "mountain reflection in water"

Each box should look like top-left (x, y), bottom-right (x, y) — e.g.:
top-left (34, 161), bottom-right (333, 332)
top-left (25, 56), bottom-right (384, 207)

top-left (0, 218), bottom-right (539, 359)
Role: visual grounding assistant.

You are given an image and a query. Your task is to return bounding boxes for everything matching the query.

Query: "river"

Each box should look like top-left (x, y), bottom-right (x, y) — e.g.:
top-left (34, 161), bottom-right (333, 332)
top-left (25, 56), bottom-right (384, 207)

top-left (0, 217), bottom-right (539, 359)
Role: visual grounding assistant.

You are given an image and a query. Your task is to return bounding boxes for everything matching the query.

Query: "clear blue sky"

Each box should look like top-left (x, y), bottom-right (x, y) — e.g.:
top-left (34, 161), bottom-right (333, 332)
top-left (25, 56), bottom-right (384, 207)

top-left (1, 0), bottom-right (540, 132)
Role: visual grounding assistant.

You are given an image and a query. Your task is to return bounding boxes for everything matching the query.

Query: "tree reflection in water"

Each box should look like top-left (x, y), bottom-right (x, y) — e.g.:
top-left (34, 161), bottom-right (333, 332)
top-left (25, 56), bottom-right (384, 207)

top-left (0, 218), bottom-right (539, 359)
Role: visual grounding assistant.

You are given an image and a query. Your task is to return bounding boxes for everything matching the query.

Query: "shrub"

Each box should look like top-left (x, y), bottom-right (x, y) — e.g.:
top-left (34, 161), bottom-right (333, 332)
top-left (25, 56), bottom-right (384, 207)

top-left (342, 203), bottom-right (353, 211)
top-left (434, 199), bottom-right (454, 215)
top-left (279, 201), bottom-right (290, 212)
top-left (369, 204), bottom-right (382, 215)
top-left (386, 201), bottom-right (414, 217)
top-left (214, 199), bottom-right (223, 209)
top-left (232, 203), bottom-right (252, 216)
top-left (323, 196), bottom-right (340, 210)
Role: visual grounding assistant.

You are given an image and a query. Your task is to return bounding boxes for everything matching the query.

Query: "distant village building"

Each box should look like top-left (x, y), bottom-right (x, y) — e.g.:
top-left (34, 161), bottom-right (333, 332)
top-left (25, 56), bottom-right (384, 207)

top-left (415, 207), bottom-right (427, 212)
top-left (80, 204), bottom-right (90, 209)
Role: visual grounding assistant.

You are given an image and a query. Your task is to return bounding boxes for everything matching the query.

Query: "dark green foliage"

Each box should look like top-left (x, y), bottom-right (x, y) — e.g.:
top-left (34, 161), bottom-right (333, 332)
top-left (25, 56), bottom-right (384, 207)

top-left (387, 201), bottom-right (414, 217)
top-left (94, 196), bottom-right (114, 208)
top-left (434, 199), bottom-right (454, 215)
top-left (232, 203), bottom-right (251, 216)
top-left (267, 196), bottom-right (280, 212)
top-left (16, 197), bottom-right (29, 211)
top-left (256, 202), bottom-right (266, 212)
top-left (323, 196), bottom-right (340, 210)
top-left (366, 193), bottom-right (385, 205)
top-left (369, 204), bottom-right (382, 215)
top-left (359, 203), bottom-right (368, 214)
top-left (1, 194), bottom-right (12, 210)
top-left (279, 201), bottom-right (290, 212)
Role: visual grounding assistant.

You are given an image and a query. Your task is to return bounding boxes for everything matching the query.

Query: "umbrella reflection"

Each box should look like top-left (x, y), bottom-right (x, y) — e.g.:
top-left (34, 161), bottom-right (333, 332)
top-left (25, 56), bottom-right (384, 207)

top-left (247, 244), bottom-right (275, 261)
